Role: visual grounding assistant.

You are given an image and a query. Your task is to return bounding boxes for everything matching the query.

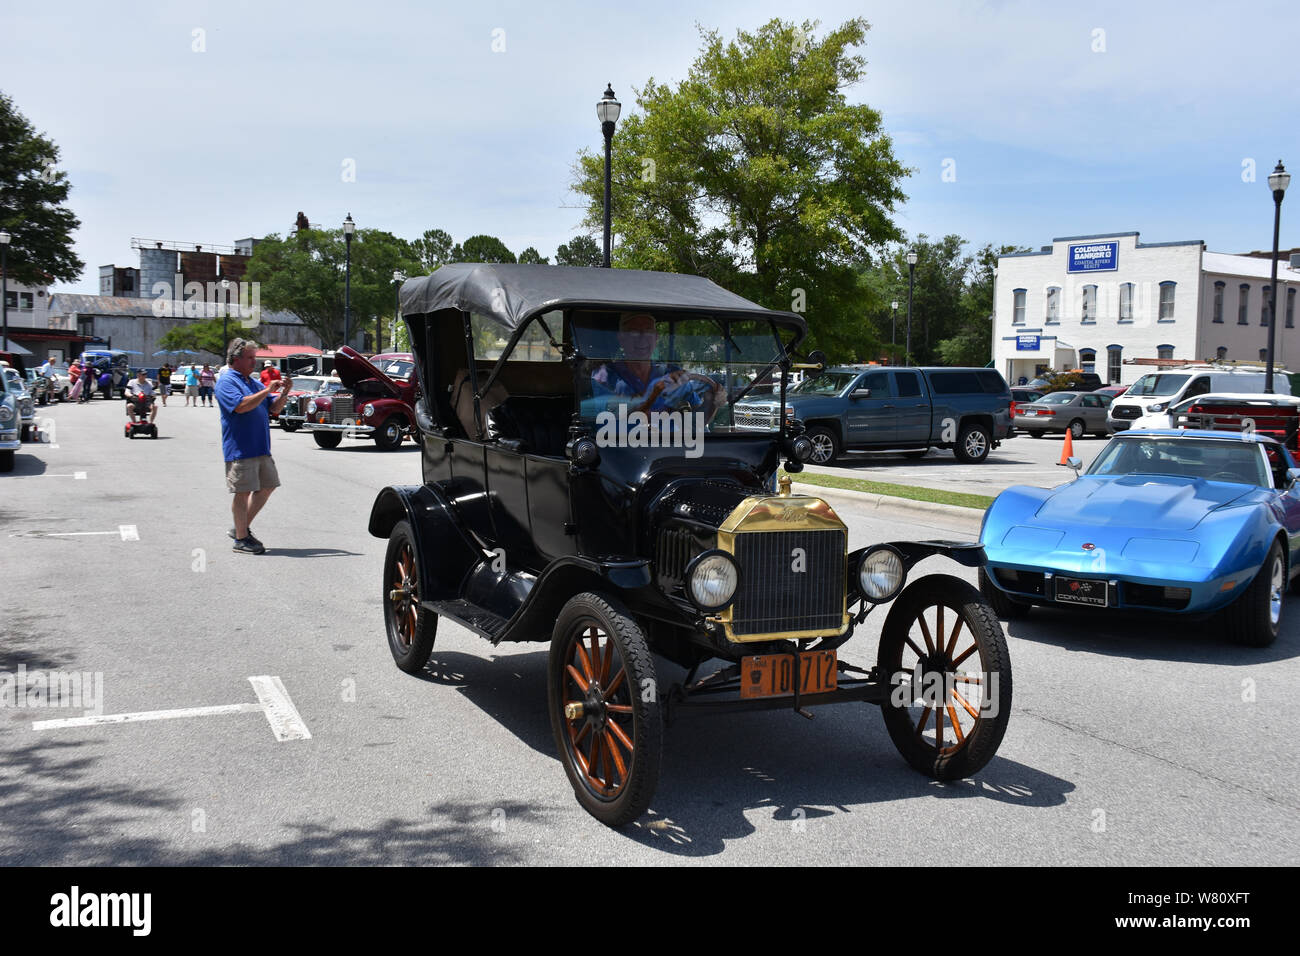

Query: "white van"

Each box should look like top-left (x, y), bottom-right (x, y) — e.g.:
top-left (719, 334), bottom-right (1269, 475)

top-left (1109, 368), bottom-right (1292, 431)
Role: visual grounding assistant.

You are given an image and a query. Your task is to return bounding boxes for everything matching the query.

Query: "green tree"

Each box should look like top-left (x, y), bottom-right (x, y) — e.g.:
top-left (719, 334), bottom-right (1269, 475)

top-left (518, 246), bottom-right (549, 264)
top-left (158, 318), bottom-right (261, 358)
top-left (411, 228), bottom-right (454, 272)
top-left (450, 235), bottom-right (516, 264)
top-left (243, 227), bottom-right (421, 349)
top-left (555, 235), bottom-right (603, 267)
top-left (570, 18), bottom-right (908, 357)
top-left (0, 91), bottom-right (84, 284)
top-left (936, 242), bottom-right (1031, 367)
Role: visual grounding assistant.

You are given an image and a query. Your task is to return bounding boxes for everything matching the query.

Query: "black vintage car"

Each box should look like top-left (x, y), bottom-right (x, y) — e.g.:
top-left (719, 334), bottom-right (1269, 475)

top-left (369, 264), bottom-right (1012, 826)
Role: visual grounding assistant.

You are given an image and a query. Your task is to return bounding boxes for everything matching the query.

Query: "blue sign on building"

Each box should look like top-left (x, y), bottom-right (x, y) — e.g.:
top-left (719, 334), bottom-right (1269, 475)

top-left (1016, 334), bottom-right (1040, 351)
top-left (1068, 241), bottom-right (1119, 273)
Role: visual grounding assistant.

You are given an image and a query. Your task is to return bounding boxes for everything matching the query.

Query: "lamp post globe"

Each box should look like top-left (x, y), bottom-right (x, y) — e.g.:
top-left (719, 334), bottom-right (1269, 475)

top-left (1265, 161), bottom-right (1289, 393)
top-left (343, 213), bottom-right (356, 349)
top-left (905, 249), bottom-right (918, 366)
top-left (597, 84), bottom-right (621, 269)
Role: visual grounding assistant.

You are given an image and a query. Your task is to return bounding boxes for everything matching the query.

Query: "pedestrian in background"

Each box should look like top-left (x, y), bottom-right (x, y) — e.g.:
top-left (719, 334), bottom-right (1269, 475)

top-left (158, 364), bottom-right (171, 405)
top-left (260, 361), bottom-right (282, 388)
top-left (199, 364), bottom-right (216, 406)
top-left (217, 338), bottom-right (293, 555)
top-left (184, 364), bottom-right (200, 406)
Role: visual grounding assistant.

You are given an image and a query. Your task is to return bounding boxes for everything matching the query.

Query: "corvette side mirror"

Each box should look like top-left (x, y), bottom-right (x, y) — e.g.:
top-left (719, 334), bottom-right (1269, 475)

top-left (1062, 456), bottom-right (1082, 477)
top-left (1287, 467), bottom-right (1300, 489)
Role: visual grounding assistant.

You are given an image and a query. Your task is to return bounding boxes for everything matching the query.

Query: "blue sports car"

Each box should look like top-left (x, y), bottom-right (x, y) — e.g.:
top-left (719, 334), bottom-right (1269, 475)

top-left (979, 429), bottom-right (1300, 646)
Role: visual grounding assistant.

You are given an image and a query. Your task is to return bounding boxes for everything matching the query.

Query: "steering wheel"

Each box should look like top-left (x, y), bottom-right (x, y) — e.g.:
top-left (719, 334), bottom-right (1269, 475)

top-left (1208, 470), bottom-right (1244, 483)
top-left (655, 377), bottom-right (717, 412)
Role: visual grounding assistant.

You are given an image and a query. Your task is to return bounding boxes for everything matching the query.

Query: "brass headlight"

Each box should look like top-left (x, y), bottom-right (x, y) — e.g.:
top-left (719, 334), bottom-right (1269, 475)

top-left (859, 546), bottom-right (905, 603)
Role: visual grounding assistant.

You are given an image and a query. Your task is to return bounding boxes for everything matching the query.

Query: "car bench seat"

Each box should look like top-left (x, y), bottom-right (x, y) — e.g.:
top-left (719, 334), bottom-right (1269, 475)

top-left (487, 396), bottom-right (572, 457)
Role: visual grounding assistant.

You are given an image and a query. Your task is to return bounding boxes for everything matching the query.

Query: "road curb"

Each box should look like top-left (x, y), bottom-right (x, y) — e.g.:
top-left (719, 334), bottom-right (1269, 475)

top-left (791, 481), bottom-right (986, 527)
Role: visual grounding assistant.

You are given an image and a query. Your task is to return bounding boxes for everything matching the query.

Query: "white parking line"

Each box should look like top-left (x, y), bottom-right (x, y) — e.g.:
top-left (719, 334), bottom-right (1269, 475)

top-left (248, 675), bottom-right (312, 741)
top-left (32, 703), bottom-right (263, 730)
top-left (31, 675), bottom-right (312, 742)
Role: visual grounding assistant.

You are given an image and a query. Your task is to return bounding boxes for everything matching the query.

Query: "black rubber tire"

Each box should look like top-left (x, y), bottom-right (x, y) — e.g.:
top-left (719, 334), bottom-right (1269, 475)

top-left (978, 566), bottom-right (1030, 620)
top-left (60, 388), bottom-right (68, 401)
top-left (280, 421), bottom-right (301, 432)
top-left (1093, 430), bottom-right (1108, 439)
top-left (804, 426), bottom-right (841, 465)
top-left (0, 449), bottom-right (13, 472)
top-left (549, 591), bottom-right (662, 828)
top-left (953, 423), bottom-right (991, 463)
top-left (148, 425), bottom-right (158, 438)
top-left (313, 431), bottom-right (343, 449)
top-left (878, 574), bottom-right (1013, 780)
top-left (19, 425), bottom-right (29, 443)
top-left (1068, 419), bottom-right (1085, 440)
top-left (1218, 541), bottom-right (1284, 647)
top-left (372, 416), bottom-right (405, 451)
top-left (383, 520), bottom-right (437, 673)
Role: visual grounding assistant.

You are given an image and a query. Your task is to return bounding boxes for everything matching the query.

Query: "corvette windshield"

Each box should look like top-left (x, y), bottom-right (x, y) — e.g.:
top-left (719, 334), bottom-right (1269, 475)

top-left (1128, 373), bottom-right (1190, 397)
top-left (1088, 437), bottom-right (1269, 487)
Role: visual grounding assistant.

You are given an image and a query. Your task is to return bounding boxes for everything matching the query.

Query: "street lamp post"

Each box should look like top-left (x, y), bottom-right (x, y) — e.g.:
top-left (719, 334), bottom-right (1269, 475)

top-left (1265, 160), bottom-right (1290, 393)
top-left (597, 84), bottom-right (621, 269)
top-left (343, 213), bottom-right (355, 349)
top-left (220, 277), bottom-right (230, 355)
top-left (389, 270), bottom-right (405, 354)
top-left (0, 231), bottom-right (10, 352)
top-left (905, 249), bottom-right (918, 365)
top-left (890, 299), bottom-right (898, 365)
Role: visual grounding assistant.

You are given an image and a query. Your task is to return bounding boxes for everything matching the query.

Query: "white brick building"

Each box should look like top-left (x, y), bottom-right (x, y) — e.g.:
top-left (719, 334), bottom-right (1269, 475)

top-left (993, 232), bottom-right (1300, 386)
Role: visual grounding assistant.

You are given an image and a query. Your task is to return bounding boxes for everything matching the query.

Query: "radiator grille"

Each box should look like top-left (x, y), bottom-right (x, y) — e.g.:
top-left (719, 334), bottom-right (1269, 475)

top-left (1111, 405), bottom-right (1141, 420)
top-left (733, 405), bottom-right (779, 430)
top-left (730, 529), bottom-right (845, 636)
top-left (329, 395), bottom-right (355, 422)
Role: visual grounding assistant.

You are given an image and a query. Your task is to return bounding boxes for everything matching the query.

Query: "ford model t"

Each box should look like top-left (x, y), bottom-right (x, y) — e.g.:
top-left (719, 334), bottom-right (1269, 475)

top-left (369, 264), bottom-right (1012, 826)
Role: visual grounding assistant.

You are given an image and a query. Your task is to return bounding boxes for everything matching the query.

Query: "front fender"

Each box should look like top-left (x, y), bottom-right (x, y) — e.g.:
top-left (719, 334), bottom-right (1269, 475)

top-left (846, 539), bottom-right (986, 604)
top-left (368, 484), bottom-right (482, 602)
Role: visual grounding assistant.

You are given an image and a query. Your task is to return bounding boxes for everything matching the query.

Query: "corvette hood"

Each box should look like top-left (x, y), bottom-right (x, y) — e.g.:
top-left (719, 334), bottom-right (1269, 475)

top-left (1034, 475), bottom-right (1253, 531)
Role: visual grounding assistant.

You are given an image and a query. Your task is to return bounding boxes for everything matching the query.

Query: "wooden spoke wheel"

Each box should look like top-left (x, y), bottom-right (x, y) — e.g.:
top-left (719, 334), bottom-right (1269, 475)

top-left (549, 592), bottom-right (661, 827)
top-left (383, 520), bottom-right (436, 673)
top-left (877, 574), bottom-right (1012, 780)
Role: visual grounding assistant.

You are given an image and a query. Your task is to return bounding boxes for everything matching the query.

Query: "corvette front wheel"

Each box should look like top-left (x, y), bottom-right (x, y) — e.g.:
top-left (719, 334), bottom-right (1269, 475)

top-left (1219, 541), bottom-right (1283, 647)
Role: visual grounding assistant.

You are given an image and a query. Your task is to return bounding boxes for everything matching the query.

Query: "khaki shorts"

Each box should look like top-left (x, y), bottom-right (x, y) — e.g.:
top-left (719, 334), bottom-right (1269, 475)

top-left (225, 455), bottom-right (281, 493)
top-left (186, 384), bottom-right (199, 396)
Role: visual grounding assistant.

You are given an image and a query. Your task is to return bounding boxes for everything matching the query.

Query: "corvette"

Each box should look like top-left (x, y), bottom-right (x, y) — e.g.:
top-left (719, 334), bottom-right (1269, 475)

top-left (978, 429), bottom-right (1300, 646)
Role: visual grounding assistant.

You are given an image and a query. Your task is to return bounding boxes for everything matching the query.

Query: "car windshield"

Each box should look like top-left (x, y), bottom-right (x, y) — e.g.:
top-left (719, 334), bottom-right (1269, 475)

top-left (790, 371), bottom-right (859, 396)
top-left (4, 371), bottom-right (24, 394)
top-left (1037, 392), bottom-right (1076, 405)
top-left (1088, 437), bottom-right (1270, 486)
top-left (1128, 373), bottom-right (1190, 397)
top-left (377, 359), bottom-right (413, 380)
top-left (571, 311), bottom-right (791, 434)
top-left (292, 377), bottom-right (327, 392)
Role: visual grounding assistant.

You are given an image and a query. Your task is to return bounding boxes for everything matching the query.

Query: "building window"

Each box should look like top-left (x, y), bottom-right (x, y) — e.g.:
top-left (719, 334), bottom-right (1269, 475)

top-left (1081, 285), bottom-right (1097, 324)
top-left (1262, 285), bottom-right (1273, 326)
top-left (18, 293), bottom-right (33, 311)
top-left (1260, 348), bottom-right (1269, 362)
top-left (1107, 345), bottom-right (1122, 384)
top-left (1216, 346), bottom-right (1228, 361)
top-left (1158, 281), bottom-right (1176, 320)
top-left (1238, 284), bottom-right (1250, 324)
top-left (1013, 288), bottom-right (1026, 325)
top-left (1045, 286), bottom-right (1060, 323)
top-left (2, 291), bottom-right (14, 310)
top-left (1119, 282), bottom-right (1134, 322)
top-left (77, 318), bottom-right (94, 339)
top-left (1078, 348), bottom-right (1096, 373)
top-left (1288, 288), bottom-right (1296, 329)
top-left (1157, 344), bottom-right (1174, 360)
top-left (1212, 281), bottom-right (1225, 323)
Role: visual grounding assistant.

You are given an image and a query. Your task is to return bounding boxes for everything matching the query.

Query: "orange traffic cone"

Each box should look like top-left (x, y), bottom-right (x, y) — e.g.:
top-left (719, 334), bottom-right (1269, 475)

top-left (1059, 428), bottom-right (1074, 465)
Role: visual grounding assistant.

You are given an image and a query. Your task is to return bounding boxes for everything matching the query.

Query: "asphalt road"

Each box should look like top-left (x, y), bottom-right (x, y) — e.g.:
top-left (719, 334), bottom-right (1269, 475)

top-left (1, 401), bottom-right (1296, 865)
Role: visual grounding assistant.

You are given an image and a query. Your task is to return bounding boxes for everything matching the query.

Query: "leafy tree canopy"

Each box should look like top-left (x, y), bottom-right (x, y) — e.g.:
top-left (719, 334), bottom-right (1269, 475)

top-left (157, 319), bottom-right (261, 360)
top-left (555, 235), bottom-right (602, 267)
top-left (0, 91), bottom-right (84, 285)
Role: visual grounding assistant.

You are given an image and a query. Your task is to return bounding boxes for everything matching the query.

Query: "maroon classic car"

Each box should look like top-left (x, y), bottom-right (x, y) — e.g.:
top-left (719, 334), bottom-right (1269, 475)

top-left (302, 348), bottom-right (418, 450)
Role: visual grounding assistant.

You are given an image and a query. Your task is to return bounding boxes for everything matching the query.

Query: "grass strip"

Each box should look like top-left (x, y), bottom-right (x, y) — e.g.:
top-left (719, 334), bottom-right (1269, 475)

top-left (784, 469), bottom-right (994, 511)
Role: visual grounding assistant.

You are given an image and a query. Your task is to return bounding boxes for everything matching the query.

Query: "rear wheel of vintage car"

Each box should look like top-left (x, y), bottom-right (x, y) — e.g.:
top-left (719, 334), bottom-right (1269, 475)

top-left (372, 417), bottom-right (404, 451)
top-left (953, 423), bottom-right (991, 463)
top-left (878, 574), bottom-right (1012, 780)
top-left (549, 592), bottom-right (662, 827)
top-left (383, 520), bottom-right (437, 673)
top-left (1218, 540), bottom-right (1284, 647)
top-left (313, 431), bottom-right (343, 449)
top-left (805, 426), bottom-right (841, 464)
top-left (978, 567), bottom-right (1030, 620)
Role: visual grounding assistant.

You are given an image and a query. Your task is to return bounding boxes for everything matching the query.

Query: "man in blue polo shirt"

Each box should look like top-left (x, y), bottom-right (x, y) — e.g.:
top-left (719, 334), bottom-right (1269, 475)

top-left (217, 338), bottom-right (293, 554)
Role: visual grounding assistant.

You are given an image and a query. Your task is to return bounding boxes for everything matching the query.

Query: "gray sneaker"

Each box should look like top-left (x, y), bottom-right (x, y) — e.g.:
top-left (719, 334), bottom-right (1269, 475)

top-left (228, 526), bottom-right (254, 540)
top-left (232, 536), bottom-right (265, 555)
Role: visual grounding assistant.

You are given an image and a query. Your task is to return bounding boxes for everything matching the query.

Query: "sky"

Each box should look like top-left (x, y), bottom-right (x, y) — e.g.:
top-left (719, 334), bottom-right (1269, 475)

top-left (3, 0), bottom-right (1299, 295)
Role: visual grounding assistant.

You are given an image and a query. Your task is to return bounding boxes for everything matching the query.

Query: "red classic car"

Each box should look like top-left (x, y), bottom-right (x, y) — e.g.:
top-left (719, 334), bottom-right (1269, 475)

top-left (302, 349), bottom-right (419, 450)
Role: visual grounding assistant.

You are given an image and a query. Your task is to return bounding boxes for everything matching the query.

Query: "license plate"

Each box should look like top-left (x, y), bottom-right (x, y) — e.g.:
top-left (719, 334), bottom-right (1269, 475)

top-left (1054, 576), bottom-right (1108, 607)
top-left (740, 650), bottom-right (837, 700)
